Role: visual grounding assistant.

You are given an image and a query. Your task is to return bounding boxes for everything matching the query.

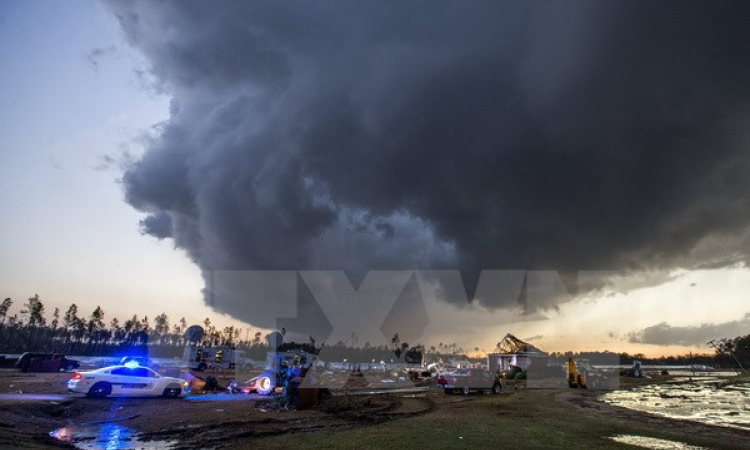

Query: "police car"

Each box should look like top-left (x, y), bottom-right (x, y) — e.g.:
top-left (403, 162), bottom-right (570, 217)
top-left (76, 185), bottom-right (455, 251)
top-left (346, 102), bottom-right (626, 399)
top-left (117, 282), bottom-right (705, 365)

top-left (68, 363), bottom-right (190, 398)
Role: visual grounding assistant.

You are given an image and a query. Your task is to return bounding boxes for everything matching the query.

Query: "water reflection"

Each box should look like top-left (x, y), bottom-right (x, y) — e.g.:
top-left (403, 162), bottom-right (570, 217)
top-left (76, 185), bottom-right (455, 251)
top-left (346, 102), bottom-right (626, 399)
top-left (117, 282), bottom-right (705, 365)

top-left (601, 376), bottom-right (750, 430)
top-left (609, 434), bottom-right (708, 449)
top-left (50, 424), bottom-right (175, 450)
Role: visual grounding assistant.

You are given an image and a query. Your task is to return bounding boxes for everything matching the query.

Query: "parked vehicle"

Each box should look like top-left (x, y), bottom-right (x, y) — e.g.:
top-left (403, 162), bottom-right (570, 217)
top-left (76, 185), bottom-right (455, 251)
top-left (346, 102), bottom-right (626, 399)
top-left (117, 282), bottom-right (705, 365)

top-left (438, 368), bottom-right (502, 395)
top-left (68, 365), bottom-right (190, 398)
top-left (15, 353), bottom-right (80, 373)
top-left (567, 358), bottom-right (608, 388)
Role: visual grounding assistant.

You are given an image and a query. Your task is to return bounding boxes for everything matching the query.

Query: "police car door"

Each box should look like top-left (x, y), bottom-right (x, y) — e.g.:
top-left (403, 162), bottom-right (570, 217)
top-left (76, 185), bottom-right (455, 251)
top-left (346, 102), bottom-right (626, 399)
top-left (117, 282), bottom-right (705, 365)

top-left (128, 367), bottom-right (158, 395)
top-left (110, 367), bottom-right (151, 395)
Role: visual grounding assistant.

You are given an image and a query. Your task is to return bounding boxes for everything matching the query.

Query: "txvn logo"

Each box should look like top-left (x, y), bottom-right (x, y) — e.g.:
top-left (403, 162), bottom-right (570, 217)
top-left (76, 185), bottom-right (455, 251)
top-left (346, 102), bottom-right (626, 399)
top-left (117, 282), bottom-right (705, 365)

top-left (208, 270), bottom-right (590, 386)
top-left (209, 270), bottom-right (584, 343)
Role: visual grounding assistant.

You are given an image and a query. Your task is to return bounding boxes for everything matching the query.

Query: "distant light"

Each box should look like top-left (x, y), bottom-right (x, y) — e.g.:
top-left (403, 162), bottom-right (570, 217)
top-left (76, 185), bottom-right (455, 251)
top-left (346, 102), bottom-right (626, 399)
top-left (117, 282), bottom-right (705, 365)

top-left (124, 360), bottom-right (139, 369)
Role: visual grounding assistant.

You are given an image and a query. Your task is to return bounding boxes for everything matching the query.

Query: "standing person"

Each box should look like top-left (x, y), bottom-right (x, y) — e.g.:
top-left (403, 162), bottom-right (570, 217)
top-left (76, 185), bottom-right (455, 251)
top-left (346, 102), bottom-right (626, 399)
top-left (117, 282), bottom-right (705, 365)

top-left (285, 362), bottom-right (302, 410)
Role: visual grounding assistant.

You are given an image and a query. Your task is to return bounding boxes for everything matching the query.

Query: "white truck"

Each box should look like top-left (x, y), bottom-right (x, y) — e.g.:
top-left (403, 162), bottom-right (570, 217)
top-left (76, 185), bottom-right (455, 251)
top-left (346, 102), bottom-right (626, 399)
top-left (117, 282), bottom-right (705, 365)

top-left (183, 346), bottom-right (248, 372)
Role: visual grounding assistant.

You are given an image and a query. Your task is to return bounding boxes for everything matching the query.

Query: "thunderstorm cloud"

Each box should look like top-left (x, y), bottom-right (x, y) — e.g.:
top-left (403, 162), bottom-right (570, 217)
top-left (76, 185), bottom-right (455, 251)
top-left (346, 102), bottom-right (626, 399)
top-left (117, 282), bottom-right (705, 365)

top-left (103, 1), bottom-right (750, 333)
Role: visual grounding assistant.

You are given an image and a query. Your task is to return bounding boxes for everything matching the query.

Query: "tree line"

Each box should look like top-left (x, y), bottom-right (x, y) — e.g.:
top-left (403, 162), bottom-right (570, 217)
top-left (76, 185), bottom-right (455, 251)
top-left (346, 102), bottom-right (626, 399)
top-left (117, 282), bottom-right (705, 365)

top-left (0, 295), bottom-right (427, 362)
top-left (1, 295), bottom-right (748, 368)
top-left (0, 295), bottom-right (261, 358)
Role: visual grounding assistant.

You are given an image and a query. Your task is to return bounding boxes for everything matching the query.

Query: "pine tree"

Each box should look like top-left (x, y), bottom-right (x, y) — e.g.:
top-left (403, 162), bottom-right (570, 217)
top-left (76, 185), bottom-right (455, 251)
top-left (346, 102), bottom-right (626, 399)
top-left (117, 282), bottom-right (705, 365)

top-left (64, 304), bottom-right (79, 330)
top-left (21, 294), bottom-right (46, 327)
top-left (141, 316), bottom-right (150, 333)
top-left (51, 307), bottom-right (60, 330)
top-left (154, 313), bottom-right (169, 336)
top-left (88, 306), bottom-right (105, 333)
top-left (124, 315), bottom-right (140, 333)
top-left (0, 298), bottom-right (13, 324)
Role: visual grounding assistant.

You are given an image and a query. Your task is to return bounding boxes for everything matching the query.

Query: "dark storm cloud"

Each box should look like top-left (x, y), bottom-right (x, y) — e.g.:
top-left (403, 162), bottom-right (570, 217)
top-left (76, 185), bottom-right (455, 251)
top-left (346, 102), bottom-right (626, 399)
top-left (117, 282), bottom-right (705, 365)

top-left (139, 211), bottom-right (172, 240)
top-left (628, 314), bottom-right (750, 347)
top-left (103, 1), bottom-right (750, 322)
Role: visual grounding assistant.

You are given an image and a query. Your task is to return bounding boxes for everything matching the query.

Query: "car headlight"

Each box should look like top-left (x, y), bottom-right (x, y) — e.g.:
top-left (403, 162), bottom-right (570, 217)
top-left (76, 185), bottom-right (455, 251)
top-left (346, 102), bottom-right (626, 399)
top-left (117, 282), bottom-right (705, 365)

top-left (182, 381), bottom-right (189, 387)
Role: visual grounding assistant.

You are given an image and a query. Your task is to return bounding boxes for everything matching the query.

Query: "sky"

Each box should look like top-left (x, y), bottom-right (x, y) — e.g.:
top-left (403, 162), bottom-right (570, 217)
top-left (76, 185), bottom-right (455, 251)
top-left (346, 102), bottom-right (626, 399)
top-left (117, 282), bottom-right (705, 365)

top-left (2, 0), bottom-right (750, 357)
top-left (0, 0), bottom-right (231, 331)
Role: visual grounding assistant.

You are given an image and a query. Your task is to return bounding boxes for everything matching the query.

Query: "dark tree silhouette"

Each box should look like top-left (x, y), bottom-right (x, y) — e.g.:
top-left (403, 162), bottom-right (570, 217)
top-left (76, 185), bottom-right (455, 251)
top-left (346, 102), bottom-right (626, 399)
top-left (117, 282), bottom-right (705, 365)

top-left (21, 294), bottom-right (45, 327)
top-left (0, 298), bottom-right (12, 324)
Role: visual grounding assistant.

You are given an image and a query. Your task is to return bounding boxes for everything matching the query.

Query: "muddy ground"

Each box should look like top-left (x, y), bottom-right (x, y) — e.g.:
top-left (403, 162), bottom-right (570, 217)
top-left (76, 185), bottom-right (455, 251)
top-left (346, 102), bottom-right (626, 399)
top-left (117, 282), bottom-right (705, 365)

top-left (0, 370), bottom-right (748, 450)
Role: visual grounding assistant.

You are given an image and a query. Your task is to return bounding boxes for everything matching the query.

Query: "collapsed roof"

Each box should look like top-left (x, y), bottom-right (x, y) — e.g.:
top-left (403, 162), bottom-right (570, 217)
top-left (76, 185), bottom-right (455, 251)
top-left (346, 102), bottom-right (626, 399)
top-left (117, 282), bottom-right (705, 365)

top-left (494, 333), bottom-right (546, 355)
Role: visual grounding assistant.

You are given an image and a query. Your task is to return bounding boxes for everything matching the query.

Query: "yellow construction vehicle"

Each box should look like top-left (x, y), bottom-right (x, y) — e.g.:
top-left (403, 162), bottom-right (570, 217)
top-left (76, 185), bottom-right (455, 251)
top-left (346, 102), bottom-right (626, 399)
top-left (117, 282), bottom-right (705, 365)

top-left (566, 357), bottom-right (598, 388)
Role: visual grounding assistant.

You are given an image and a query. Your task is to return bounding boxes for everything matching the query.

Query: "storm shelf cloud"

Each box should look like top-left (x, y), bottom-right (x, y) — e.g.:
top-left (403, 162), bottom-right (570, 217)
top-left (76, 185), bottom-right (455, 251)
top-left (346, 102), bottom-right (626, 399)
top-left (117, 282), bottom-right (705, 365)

top-left (103, 0), bottom-right (750, 330)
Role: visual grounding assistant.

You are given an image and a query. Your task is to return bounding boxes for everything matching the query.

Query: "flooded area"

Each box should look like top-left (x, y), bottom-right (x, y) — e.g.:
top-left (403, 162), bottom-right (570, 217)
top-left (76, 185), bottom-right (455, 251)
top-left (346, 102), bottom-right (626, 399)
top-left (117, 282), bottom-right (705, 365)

top-left (601, 374), bottom-right (750, 430)
top-left (50, 424), bottom-right (176, 450)
top-left (608, 434), bottom-right (709, 449)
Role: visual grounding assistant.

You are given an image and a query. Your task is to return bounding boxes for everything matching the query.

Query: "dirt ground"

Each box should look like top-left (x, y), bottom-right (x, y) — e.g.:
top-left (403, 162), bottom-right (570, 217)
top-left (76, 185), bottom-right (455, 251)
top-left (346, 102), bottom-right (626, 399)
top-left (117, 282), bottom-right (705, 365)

top-left (0, 369), bottom-right (748, 450)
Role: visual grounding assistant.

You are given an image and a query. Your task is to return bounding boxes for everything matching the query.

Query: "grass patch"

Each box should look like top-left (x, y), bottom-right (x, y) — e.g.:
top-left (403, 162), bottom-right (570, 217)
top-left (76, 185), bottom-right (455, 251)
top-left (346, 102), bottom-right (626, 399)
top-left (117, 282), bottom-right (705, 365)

top-left (230, 389), bottom-right (749, 450)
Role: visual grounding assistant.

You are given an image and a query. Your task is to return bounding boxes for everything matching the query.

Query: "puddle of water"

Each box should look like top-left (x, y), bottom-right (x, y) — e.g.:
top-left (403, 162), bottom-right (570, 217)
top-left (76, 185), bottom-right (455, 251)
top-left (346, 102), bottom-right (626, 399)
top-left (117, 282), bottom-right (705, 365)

top-left (601, 377), bottom-right (750, 430)
top-left (50, 424), bottom-right (176, 450)
top-left (609, 434), bottom-right (708, 449)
